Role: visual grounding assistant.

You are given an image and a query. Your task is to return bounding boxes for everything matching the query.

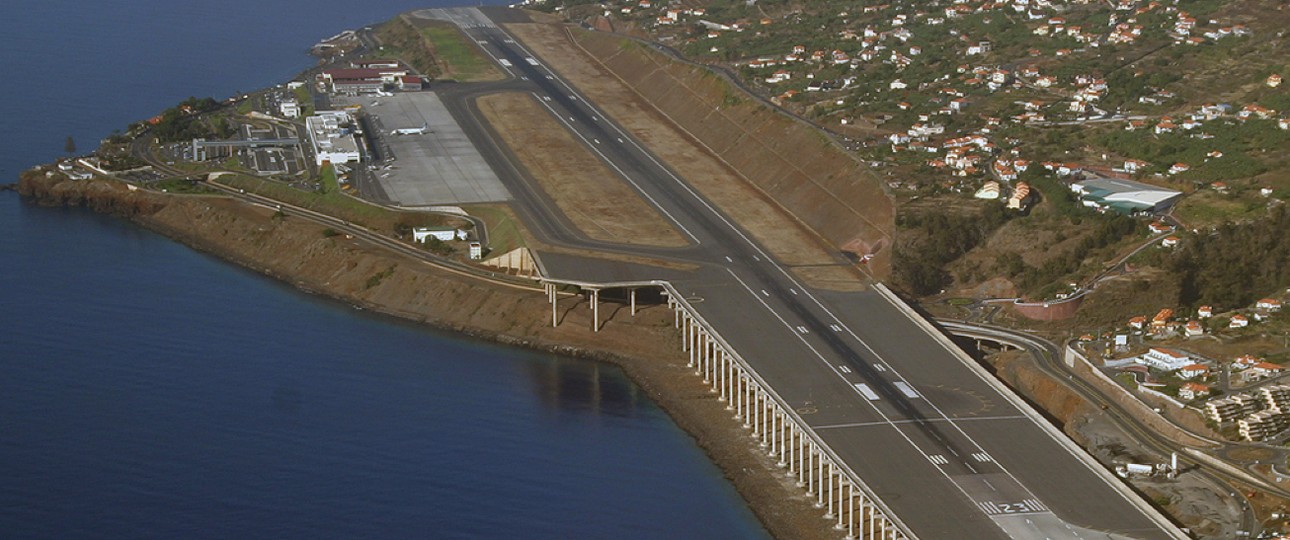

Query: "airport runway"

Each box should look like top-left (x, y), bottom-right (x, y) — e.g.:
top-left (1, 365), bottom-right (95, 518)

top-left (403, 8), bottom-right (1184, 539)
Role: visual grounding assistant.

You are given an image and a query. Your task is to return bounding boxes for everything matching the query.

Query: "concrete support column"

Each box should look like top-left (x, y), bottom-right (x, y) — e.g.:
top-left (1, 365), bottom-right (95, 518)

top-left (836, 477), bottom-right (846, 530)
top-left (549, 284), bottom-right (559, 328)
top-left (737, 373), bottom-right (748, 420)
top-left (742, 378), bottom-right (752, 428)
top-left (769, 409), bottom-right (778, 457)
top-left (807, 444), bottom-right (815, 494)
top-left (826, 462), bottom-right (835, 519)
top-left (868, 502), bottom-right (876, 539)
top-left (780, 421), bottom-right (790, 468)
top-left (846, 483), bottom-right (855, 538)
top-left (591, 289), bottom-right (599, 332)
top-left (816, 448), bottom-right (825, 508)
top-left (797, 434), bottom-right (806, 486)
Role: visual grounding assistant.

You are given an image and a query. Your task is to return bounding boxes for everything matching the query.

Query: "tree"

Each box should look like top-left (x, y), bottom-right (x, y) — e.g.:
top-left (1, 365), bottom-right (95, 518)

top-left (64, 135), bottom-right (76, 155)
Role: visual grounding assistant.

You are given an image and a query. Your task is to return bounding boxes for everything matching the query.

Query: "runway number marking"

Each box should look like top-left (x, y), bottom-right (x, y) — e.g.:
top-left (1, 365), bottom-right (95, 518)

top-left (853, 383), bottom-right (880, 401)
top-left (928, 454), bottom-right (949, 465)
top-left (838, 365), bottom-right (852, 373)
top-left (978, 499), bottom-right (1048, 516)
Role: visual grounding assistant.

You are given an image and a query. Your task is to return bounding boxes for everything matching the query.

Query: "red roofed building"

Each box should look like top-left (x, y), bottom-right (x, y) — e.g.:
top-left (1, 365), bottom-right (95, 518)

top-left (1179, 382), bottom-right (1210, 400)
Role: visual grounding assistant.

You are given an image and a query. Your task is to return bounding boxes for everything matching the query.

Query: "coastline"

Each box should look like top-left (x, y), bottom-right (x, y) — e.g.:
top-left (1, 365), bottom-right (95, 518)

top-left (17, 170), bottom-right (841, 540)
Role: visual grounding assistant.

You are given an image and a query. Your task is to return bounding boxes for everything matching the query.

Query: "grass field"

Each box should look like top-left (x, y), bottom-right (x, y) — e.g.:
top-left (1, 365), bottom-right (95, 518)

top-left (418, 21), bottom-right (502, 82)
top-left (476, 92), bottom-right (688, 248)
top-left (460, 204), bottom-right (526, 255)
top-left (218, 167), bottom-right (451, 234)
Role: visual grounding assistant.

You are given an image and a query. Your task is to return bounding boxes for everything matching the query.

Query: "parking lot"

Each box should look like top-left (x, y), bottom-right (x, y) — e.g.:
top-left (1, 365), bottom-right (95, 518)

top-left (335, 92), bottom-right (510, 206)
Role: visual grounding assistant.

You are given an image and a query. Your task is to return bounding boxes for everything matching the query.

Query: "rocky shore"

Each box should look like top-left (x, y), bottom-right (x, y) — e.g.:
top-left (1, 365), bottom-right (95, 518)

top-left (18, 169), bottom-right (843, 540)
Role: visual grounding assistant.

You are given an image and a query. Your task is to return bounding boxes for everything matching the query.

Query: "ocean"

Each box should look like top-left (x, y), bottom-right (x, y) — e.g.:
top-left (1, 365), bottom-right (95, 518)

top-left (0, 1), bottom-right (768, 538)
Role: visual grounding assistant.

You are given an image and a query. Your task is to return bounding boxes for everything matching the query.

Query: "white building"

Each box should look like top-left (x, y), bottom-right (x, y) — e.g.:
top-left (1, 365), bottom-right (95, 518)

top-left (280, 100), bottom-right (300, 119)
top-left (413, 227), bottom-right (465, 243)
top-left (1137, 348), bottom-right (1193, 371)
top-left (305, 111), bottom-right (361, 166)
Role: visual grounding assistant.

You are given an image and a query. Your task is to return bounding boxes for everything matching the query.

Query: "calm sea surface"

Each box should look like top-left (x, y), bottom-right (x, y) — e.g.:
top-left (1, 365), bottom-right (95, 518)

top-left (0, 1), bottom-right (768, 538)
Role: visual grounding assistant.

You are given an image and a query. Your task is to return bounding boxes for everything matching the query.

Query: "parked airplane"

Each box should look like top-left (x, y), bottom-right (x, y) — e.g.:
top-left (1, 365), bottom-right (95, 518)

top-left (391, 123), bottom-right (429, 136)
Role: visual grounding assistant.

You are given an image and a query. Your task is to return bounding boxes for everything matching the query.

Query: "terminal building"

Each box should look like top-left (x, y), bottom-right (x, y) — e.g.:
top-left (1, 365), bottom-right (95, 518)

top-left (1069, 176), bottom-right (1182, 215)
top-left (318, 64), bottom-right (410, 95)
top-left (305, 111), bottom-right (361, 166)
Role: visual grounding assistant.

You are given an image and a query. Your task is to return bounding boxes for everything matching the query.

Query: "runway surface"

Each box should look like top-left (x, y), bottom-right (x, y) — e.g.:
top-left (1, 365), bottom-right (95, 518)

top-left (395, 8), bottom-right (1184, 539)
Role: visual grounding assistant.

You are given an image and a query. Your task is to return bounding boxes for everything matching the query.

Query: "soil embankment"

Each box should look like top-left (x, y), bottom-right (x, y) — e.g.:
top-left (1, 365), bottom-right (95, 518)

top-left (18, 169), bottom-right (840, 540)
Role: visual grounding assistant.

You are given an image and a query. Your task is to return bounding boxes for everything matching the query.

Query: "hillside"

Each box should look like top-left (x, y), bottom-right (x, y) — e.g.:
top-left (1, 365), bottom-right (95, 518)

top-left (531, 0), bottom-right (1290, 317)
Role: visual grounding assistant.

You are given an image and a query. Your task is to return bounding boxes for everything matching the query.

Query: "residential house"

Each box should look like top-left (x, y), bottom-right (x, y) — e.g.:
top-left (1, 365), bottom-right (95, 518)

top-left (1249, 362), bottom-right (1284, 380)
top-left (1163, 236), bottom-right (1180, 248)
top-left (1230, 314), bottom-right (1249, 328)
top-left (1179, 364), bottom-right (1210, 380)
top-left (1152, 308), bottom-right (1174, 328)
top-left (1128, 316), bottom-right (1148, 329)
top-left (1198, 306), bottom-right (1213, 318)
top-left (1256, 298), bottom-right (1282, 312)
top-left (1179, 382), bottom-right (1210, 401)
top-left (1184, 320), bottom-right (1204, 336)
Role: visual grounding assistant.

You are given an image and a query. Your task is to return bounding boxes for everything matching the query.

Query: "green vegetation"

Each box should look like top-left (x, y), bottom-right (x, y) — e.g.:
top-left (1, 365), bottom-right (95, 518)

top-left (218, 168), bottom-right (448, 235)
top-left (421, 237), bottom-right (456, 256)
top-left (1168, 205), bottom-right (1290, 308)
top-left (154, 177), bottom-right (216, 194)
top-left (291, 86), bottom-right (315, 116)
top-left (373, 16), bottom-right (499, 82)
top-left (321, 227), bottom-right (340, 237)
top-left (150, 97), bottom-right (231, 143)
top-left (365, 264), bottom-right (397, 289)
top-left (418, 23), bottom-right (499, 82)
top-left (461, 204), bottom-right (524, 255)
top-left (894, 205), bottom-right (1012, 295)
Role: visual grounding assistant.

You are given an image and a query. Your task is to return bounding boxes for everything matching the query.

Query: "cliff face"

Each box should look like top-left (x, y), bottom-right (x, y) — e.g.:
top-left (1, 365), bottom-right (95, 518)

top-left (17, 169), bottom-right (843, 540)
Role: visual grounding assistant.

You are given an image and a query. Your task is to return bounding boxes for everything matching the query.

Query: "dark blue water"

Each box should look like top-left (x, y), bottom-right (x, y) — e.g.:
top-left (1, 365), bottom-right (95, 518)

top-left (0, 2), bottom-right (768, 538)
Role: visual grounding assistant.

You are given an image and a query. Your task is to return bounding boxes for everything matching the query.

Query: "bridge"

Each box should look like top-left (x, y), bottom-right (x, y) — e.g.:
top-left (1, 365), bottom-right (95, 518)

top-left (360, 8), bottom-right (1193, 538)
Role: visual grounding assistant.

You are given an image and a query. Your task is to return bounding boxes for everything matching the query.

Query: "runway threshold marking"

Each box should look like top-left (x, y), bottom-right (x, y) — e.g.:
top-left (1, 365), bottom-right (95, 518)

top-left (854, 384), bottom-right (881, 401)
top-left (893, 381), bottom-right (921, 399)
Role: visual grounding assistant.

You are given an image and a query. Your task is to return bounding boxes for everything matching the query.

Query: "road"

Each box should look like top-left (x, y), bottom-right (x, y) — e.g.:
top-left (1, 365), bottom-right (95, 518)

top-left (939, 320), bottom-right (1263, 538)
top-left (399, 7), bottom-right (1187, 539)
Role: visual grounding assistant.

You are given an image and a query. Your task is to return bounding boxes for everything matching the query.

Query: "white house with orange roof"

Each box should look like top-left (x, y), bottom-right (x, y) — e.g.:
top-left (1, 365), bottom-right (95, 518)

top-left (1179, 364), bottom-right (1210, 379)
top-left (1230, 314), bottom-right (1250, 328)
top-left (1179, 382), bottom-right (1211, 401)
top-left (1256, 298), bottom-right (1282, 312)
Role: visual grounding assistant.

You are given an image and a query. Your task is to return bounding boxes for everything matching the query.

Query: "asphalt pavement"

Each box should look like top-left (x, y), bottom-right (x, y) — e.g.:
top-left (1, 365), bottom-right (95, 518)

top-left (393, 8), bottom-right (1187, 539)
